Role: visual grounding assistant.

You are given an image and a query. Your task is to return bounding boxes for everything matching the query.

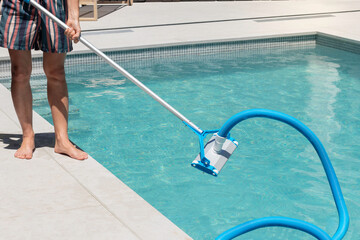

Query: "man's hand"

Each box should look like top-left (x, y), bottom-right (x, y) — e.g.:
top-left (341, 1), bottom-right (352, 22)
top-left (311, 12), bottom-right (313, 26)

top-left (65, 0), bottom-right (81, 43)
top-left (65, 19), bottom-right (81, 43)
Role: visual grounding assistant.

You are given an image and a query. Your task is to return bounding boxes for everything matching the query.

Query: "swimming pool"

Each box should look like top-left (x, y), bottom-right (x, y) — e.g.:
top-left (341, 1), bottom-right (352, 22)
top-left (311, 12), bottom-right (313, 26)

top-left (12, 38), bottom-right (360, 239)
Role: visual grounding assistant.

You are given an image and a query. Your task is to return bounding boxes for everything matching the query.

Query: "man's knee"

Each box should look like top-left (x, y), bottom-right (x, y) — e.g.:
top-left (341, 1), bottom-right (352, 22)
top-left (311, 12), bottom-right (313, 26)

top-left (11, 64), bottom-right (32, 83)
top-left (43, 52), bottom-right (67, 82)
top-left (43, 64), bottom-right (66, 82)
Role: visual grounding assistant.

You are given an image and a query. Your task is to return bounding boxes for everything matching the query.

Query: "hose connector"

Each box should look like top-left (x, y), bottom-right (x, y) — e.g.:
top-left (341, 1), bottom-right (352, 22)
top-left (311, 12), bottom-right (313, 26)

top-left (213, 133), bottom-right (227, 153)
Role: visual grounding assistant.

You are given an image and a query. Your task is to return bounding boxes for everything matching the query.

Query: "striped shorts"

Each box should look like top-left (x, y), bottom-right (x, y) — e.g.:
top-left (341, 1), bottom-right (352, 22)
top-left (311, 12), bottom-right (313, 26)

top-left (0, 0), bottom-right (72, 53)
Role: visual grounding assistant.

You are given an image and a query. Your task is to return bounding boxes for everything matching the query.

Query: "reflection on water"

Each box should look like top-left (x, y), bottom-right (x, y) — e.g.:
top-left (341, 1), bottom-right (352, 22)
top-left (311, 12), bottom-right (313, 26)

top-left (305, 55), bottom-right (341, 142)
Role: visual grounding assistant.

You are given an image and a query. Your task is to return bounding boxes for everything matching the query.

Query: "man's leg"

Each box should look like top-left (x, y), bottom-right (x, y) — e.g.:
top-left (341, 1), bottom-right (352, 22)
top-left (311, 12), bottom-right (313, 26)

top-left (9, 49), bottom-right (35, 159)
top-left (43, 52), bottom-right (88, 160)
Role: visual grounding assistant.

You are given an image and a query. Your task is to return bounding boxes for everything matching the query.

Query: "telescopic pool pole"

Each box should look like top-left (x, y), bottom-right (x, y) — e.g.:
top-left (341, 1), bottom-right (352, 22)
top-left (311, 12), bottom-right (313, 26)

top-left (23, 0), bottom-right (203, 135)
top-left (23, 0), bottom-right (239, 177)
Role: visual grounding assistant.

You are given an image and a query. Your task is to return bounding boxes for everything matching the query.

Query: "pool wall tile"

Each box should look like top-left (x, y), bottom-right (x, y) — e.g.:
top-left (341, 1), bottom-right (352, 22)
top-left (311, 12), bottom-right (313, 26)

top-left (317, 33), bottom-right (360, 54)
top-left (0, 34), bottom-right (317, 80)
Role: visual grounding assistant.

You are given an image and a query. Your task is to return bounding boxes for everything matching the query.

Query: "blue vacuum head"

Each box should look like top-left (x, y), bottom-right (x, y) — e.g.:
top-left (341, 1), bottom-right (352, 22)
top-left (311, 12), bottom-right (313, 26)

top-left (192, 134), bottom-right (238, 176)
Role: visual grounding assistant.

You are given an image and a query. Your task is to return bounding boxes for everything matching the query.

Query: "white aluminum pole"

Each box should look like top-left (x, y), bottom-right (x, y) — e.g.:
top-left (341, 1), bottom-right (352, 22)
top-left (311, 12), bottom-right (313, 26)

top-left (28, 0), bottom-right (203, 134)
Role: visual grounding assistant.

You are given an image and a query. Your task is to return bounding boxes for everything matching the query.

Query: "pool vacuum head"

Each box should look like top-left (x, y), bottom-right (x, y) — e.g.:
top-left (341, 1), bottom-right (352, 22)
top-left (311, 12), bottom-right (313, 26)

top-left (192, 134), bottom-right (238, 176)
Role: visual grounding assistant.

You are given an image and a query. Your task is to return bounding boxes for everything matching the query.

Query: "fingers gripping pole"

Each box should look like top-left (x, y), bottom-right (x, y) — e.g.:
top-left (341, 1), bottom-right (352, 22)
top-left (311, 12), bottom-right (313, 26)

top-left (216, 109), bottom-right (349, 240)
top-left (25, 0), bottom-right (203, 135)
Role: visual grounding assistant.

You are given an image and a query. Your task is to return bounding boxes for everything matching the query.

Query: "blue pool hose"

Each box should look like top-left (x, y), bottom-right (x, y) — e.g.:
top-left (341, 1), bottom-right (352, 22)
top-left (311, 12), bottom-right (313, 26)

top-left (216, 109), bottom-right (349, 240)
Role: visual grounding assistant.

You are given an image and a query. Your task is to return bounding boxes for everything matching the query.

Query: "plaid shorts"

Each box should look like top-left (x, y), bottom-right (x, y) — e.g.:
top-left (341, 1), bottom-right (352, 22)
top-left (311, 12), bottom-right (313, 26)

top-left (0, 0), bottom-right (72, 53)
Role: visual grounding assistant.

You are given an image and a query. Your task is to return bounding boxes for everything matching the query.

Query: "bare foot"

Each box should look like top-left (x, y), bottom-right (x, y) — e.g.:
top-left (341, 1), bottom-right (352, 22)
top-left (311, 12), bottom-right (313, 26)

top-left (14, 135), bottom-right (35, 160)
top-left (54, 139), bottom-right (88, 160)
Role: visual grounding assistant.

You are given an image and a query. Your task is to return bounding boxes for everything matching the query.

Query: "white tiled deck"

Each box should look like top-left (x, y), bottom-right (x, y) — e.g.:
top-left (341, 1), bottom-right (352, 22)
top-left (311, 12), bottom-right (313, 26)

top-left (0, 1), bottom-right (360, 239)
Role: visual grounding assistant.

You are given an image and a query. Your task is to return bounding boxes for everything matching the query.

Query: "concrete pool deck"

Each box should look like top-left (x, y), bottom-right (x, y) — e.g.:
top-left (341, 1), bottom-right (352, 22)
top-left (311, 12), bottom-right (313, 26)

top-left (0, 0), bottom-right (360, 239)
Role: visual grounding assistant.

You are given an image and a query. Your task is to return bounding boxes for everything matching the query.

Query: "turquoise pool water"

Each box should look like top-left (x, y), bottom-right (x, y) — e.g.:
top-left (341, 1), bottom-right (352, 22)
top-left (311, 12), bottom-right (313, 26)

top-left (35, 44), bottom-right (359, 239)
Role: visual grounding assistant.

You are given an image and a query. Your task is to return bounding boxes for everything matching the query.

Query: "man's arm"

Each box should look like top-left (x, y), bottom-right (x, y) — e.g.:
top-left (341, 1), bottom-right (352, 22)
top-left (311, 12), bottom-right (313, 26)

top-left (64, 0), bottom-right (81, 44)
